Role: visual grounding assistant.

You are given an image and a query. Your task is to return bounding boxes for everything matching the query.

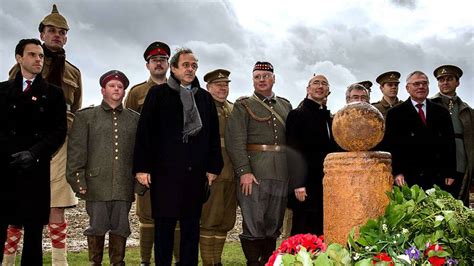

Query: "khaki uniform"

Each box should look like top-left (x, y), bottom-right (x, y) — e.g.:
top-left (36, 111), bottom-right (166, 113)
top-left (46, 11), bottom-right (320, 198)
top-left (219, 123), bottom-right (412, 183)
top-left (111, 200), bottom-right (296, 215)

top-left (432, 93), bottom-right (474, 205)
top-left (9, 58), bottom-right (81, 207)
top-left (225, 93), bottom-right (292, 240)
top-left (372, 97), bottom-right (403, 119)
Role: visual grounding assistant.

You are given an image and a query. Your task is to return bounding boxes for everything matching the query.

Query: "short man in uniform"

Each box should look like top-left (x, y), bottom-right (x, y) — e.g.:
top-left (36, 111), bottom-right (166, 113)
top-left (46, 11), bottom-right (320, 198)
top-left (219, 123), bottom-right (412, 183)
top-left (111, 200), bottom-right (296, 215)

top-left (372, 71), bottom-right (403, 118)
top-left (67, 70), bottom-right (139, 265)
top-left (200, 69), bottom-right (237, 266)
top-left (3, 5), bottom-right (82, 265)
top-left (286, 74), bottom-right (339, 236)
top-left (226, 61), bottom-right (292, 265)
top-left (125, 41), bottom-right (180, 266)
top-left (346, 83), bottom-right (370, 104)
top-left (133, 48), bottom-right (223, 265)
top-left (384, 71), bottom-right (456, 191)
top-left (431, 65), bottom-right (473, 205)
top-left (0, 38), bottom-right (67, 265)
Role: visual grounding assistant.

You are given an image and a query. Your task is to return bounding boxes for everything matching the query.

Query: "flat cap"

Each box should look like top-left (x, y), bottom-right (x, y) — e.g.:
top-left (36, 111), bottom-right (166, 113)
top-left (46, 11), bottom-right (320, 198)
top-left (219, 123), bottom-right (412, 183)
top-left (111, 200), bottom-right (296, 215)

top-left (204, 69), bottom-right (231, 83)
top-left (253, 61), bottom-right (274, 72)
top-left (144, 41), bottom-right (171, 61)
top-left (99, 70), bottom-right (130, 90)
top-left (433, 65), bottom-right (463, 79)
top-left (357, 80), bottom-right (373, 92)
top-left (39, 4), bottom-right (69, 32)
top-left (376, 71), bottom-right (401, 85)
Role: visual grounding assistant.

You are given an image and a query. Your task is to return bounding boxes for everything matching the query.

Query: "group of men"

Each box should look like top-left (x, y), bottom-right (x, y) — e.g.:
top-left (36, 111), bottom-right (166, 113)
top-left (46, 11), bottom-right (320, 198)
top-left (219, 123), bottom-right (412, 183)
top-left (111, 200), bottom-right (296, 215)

top-left (0, 3), bottom-right (472, 266)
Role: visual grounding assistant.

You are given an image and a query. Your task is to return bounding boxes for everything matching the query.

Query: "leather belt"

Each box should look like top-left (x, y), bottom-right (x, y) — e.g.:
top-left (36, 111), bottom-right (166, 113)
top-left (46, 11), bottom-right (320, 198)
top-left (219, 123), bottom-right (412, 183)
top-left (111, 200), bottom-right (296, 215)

top-left (246, 144), bottom-right (284, 152)
top-left (454, 134), bottom-right (463, 139)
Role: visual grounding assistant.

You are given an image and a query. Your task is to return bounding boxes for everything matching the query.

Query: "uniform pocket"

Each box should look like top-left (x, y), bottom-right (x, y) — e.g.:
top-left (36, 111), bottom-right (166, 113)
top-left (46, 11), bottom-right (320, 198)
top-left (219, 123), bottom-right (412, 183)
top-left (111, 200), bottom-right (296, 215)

top-left (86, 167), bottom-right (101, 178)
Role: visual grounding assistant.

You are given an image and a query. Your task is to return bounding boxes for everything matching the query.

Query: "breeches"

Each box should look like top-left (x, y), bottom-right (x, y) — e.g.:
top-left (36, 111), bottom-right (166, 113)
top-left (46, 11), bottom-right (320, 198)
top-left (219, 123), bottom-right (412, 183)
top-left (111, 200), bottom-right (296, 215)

top-left (84, 200), bottom-right (132, 238)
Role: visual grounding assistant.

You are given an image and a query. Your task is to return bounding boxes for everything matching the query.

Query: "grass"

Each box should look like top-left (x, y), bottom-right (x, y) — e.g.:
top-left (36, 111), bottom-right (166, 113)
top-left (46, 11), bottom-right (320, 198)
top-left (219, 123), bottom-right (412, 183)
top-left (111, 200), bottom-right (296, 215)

top-left (38, 242), bottom-right (247, 265)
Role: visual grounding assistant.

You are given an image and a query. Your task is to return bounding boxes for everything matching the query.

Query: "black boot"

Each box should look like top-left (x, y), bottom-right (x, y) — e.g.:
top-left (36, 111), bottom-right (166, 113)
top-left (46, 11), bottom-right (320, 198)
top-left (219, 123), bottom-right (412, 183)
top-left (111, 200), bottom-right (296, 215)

top-left (240, 238), bottom-right (262, 266)
top-left (260, 238), bottom-right (277, 264)
top-left (87, 235), bottom-right (105, 266)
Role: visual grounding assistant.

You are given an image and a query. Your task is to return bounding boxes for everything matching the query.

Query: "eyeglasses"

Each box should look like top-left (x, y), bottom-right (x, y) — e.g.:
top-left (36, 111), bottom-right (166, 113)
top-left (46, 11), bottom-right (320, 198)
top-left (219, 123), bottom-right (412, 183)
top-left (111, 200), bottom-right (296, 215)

top-left (149, 57), bottom-right (168, 64)
top-left (182, 62), bottom-right (198, 70)
top-left (408, 81), bottom-right (429, 87)
top-left (311, 80), bottom-right (329, 87)
top-left (253, 74), bottom-right (273, 80)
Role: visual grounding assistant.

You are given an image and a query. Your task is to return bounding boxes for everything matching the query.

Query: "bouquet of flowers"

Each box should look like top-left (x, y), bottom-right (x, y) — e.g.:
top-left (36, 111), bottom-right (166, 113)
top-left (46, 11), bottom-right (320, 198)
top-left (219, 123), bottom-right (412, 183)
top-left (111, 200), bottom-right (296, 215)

top-left (266, 234), bottom-right (326, 265)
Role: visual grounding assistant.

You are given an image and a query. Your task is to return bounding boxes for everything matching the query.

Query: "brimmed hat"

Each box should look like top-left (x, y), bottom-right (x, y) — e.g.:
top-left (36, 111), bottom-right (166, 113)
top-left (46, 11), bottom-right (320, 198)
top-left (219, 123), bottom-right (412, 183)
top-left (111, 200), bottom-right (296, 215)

top-left (144, 41), bottom-right (171, 61)
top-left (376, 71), bottom-right (401, 85)
top-left (204, 69), bottom-right (231, 83)
top-left (433, 65), bottom-right (463, 79)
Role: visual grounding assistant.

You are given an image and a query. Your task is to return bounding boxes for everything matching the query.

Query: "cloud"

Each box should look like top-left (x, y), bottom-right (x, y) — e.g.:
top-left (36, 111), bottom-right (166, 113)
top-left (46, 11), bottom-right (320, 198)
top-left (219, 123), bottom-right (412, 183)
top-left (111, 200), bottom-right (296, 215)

top-left (391, 0), bottom-right (417, 8)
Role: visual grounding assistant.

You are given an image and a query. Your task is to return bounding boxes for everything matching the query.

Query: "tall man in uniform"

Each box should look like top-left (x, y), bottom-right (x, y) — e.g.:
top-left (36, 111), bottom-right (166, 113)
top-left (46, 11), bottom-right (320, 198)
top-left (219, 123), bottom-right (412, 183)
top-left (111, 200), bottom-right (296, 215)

top-left (125, 41), bottom-right (181, 266)
top-left (3, 5), bottom-right (82, 266)
top-left (200, 69), bottom-right (237, 266)
top-left (226, 62), bottom-right (292, 265)
top-left (372, 71), bottom-right (403, 118)
top-left (133, 48), bottom-right (223, 265)
top-left (431, 65), bottom-right (473, 205)
top-left (0, 38), bottom-right (67, 265)
top-left (384, 71), bottom-right (456, 190)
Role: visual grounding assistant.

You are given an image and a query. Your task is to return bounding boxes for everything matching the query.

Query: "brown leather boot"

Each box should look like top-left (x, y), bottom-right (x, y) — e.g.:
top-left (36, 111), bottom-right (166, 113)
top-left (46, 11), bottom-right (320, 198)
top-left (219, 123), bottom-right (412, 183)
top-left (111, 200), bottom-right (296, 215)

top-left (87, 235), bottom-right (105, 266)
top-left (109, 233), bottom-right (126, 266)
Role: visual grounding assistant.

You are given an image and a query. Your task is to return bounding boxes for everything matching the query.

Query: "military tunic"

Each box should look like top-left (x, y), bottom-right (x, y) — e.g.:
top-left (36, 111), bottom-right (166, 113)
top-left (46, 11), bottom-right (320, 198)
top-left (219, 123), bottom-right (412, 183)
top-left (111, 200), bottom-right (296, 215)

top-left (431, 93), bottom-right (474, 205)
top-left (372, 97), bottom-right (403, 119)
top-left (10, 57), bottom-right (82, 207)
top-left (225, 93), bottom-right (292, 240)
top-left (201, 100), bottom-right (237, 235)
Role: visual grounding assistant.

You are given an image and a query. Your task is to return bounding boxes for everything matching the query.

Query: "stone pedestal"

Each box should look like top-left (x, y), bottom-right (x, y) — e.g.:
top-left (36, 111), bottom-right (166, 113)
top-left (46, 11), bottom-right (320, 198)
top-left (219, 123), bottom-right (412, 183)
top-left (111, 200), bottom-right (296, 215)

top-left (323, 151), bottom-right (392, 245)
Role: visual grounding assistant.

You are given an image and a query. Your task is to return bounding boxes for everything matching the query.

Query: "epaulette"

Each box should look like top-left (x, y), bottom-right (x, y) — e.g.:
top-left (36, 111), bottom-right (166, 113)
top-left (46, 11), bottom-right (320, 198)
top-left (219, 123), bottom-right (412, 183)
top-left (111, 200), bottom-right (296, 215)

top-left (276, 96), bottom-right (290, 103)
top-left (65, 60), bottom-right (81, 72)
top-left (236, 96), bottom-right (250, 102)
top-left (129, 81), bottom-right (147, 92)
top-left (226, 99), bottom-right (234, 104)
top-left (127, 108), bottom-right (140, 116)
top-left (76, 105), bottom-right (94, 112)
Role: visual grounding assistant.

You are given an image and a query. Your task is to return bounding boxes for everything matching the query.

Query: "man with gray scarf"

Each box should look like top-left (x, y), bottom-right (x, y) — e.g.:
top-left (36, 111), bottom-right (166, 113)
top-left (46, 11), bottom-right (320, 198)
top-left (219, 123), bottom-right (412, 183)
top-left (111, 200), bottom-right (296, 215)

top-left (133, 48), bottom-right (223, 265)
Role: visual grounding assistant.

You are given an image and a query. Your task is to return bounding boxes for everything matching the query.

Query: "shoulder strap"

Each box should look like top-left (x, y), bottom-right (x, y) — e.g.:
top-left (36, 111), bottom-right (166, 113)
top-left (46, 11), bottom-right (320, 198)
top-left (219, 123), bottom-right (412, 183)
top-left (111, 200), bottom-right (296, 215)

top-left (251, 94), bottom-right (286, 128)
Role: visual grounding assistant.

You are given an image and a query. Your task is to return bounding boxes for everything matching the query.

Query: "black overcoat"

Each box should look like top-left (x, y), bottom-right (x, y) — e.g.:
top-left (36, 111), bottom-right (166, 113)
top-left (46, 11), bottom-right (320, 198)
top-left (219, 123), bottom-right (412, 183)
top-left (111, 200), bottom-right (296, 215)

top-left (0, 72), bottom-right (67, 224)
top-left (384, 98), bottom-right (456, 190)
top-left (286, 98), bottom-right (339, 211)
top-left (133, 75), bottom-right (223, 218)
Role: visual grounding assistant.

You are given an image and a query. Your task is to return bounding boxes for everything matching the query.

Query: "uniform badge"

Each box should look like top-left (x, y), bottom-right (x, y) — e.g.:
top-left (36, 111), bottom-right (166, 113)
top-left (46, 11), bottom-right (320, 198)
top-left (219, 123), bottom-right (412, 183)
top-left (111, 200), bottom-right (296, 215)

top-left (32, 96), bottom-right (37, 101)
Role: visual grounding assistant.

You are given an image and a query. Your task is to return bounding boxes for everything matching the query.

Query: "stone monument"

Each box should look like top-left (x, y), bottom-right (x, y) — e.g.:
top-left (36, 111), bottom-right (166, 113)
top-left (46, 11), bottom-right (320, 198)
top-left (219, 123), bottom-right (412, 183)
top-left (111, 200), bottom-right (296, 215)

top-left (323, 102), bottom-right (393, 245)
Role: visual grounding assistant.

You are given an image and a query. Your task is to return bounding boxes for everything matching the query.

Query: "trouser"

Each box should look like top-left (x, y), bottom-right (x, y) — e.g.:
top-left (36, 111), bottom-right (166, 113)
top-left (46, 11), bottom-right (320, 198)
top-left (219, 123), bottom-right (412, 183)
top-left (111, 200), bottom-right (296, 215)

top-left (0, 222), bottom-right (44, 266)
top-left (154, 216), bottom-right (200, 266)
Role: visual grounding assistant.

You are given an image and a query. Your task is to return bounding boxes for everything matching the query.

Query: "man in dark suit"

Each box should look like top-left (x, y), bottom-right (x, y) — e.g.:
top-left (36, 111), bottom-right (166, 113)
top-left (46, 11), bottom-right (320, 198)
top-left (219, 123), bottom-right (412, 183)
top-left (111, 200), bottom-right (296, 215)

top-left (384, 70), bottom-right (456, 191)
top-left (0, 39), bottom-right (66, 265)
top-left (133, 48), bottom-right (223, 265)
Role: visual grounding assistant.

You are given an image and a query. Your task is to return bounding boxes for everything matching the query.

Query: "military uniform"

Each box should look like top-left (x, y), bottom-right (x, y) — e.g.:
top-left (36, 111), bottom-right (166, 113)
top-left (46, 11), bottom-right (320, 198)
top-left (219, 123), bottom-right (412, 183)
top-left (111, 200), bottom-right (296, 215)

top-left (372, 71), bottom-right (402, 119)
top-left (225, 91), bottom-right (292, 263)
top-left (372, 97), bottom-right (403, 118)
top-left (125, 78), bottom-right (157, 113)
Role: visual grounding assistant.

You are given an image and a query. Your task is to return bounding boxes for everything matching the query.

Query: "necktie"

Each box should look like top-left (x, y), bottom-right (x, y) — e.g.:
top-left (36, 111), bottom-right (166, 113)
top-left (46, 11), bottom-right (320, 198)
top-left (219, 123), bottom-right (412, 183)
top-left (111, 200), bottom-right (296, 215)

top-left (24, 80), bottom-right (32, 93)
top-left (416, 103), bottom-right (426, 125)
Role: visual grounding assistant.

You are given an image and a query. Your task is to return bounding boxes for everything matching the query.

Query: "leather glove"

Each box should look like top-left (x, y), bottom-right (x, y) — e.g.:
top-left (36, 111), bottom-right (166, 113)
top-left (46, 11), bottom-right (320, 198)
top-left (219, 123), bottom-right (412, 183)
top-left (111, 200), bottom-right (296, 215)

top-left (10, 151), bottom-right (36, 169)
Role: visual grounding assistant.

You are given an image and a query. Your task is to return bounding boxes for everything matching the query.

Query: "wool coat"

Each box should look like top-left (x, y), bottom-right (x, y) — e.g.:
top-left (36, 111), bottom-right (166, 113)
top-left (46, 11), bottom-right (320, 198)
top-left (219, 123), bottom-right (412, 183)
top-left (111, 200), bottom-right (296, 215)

top-left (0, 72), bottom-right (66, 225)
top-left (133, 74), bottom-right (223, 218)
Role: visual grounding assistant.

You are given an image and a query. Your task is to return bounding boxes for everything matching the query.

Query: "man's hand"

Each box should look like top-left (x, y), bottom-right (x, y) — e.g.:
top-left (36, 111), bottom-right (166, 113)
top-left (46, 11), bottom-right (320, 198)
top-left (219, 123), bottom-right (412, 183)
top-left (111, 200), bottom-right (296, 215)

top-left (445, 178), bottom-right (454, 186)
top-left (10, 151), bottom-right (35, 169)
top-left (206, 173), bottom-right (218, 186)
top-left (394, 174), bottom-right (405, 186)
top-left (136, 172), bottom-right (151, 188)
top-left (79, 189), bottom-right (87, 195)
top-left (240, 173), bottom-right (259, 196)
top-left (295, 187), bottom-right (307, 202)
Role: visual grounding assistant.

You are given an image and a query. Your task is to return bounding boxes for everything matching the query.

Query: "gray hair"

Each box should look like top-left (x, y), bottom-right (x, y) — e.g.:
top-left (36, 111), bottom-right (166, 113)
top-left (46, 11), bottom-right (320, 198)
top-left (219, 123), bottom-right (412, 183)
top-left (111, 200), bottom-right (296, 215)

top-left (345, 83), bottom-right (369, 102)
top-left (169, 47), bottom-right (196, 68)
top-left (406, 70), bottom-right (428, 83)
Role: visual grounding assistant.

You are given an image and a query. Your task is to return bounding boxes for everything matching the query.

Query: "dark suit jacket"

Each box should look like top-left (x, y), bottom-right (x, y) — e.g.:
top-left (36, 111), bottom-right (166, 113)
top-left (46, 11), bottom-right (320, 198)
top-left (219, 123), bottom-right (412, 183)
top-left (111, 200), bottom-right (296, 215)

top-left (384, 98), bottom-right (456, 190)
top-left (0, 72), bottom-right (66, 224)
top-left (133, 74), bottom-right (223, 218)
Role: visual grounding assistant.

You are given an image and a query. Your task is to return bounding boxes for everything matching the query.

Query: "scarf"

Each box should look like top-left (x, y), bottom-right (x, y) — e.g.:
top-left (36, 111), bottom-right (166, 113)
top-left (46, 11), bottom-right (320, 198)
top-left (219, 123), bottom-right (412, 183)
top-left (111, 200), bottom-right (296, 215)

top-left (42, 44), bottom-right (66, 87)
top-left (168, 74), bottom-right (202, 143)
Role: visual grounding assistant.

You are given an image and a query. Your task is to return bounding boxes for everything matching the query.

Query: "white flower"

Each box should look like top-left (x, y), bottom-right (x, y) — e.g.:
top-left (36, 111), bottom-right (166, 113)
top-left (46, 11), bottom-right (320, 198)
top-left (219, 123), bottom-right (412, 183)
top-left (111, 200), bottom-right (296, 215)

top-left (353, 253), bottom-right (360, 260)
top-left (426, 188), bottom-right (435, 195)
top-left (273, 254), bottom-right (283, 266)
top-left (435, 215), bottom-right (444, 222)
top-left (402, 228), bottom-right (409, 234)
top-left (396, 233), bottom-right (401, 238)
top-left (397, 254), bottom-right (411, 264)
top-left (382, 223), bottom-right (388, 232)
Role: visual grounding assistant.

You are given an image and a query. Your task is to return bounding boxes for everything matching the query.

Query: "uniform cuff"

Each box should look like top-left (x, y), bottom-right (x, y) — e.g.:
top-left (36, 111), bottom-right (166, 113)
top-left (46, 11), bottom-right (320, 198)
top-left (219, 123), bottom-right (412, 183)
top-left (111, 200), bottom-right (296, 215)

top-left (235, 165), bottom-right (252, 178)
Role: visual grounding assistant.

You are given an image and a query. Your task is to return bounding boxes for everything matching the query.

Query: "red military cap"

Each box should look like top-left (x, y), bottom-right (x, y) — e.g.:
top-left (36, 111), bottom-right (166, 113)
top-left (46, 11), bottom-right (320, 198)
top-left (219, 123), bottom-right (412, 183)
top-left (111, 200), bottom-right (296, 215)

top-left (99, 70), bottom-right (130, 89)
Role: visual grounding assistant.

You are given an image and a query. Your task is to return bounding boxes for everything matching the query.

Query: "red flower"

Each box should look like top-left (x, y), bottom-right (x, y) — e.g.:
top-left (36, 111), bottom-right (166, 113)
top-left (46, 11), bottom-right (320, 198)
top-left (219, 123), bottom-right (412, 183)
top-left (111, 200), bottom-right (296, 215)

top-left (425, 244), bottom-right (446, 266)
top-left (372, 252), bottom-right (394, 266)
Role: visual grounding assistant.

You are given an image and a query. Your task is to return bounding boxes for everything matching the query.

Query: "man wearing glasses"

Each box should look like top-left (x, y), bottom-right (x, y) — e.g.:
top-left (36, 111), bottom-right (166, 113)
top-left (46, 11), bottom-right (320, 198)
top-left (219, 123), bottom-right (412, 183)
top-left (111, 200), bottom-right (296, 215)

top-left (345, 83), bottom-right (370, 104)
top-left (372, 71), bottom-right (403, 119)
top-left (431, 65), bottom-right (473, 206)
top-left (226, 61), bottom-right (292, 265)
top-left (383, 71), bottom-right (456, 191)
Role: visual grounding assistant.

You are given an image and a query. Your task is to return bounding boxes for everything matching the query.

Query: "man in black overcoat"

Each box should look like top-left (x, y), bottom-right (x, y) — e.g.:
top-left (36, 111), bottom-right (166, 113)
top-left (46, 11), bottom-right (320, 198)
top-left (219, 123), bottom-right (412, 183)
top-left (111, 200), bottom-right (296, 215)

top-left (384, 70), bottom-right (456, 190)
top-left (133, 48), bottom-right (223, 266)
top-left (0, 39), bottom-right (66, 265)
top-left (286, 74), bottom-right (339, 236)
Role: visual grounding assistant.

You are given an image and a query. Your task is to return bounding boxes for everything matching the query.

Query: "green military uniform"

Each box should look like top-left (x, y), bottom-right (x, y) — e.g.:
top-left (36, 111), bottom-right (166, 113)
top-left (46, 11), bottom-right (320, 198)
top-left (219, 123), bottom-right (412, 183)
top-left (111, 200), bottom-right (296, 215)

top-left (372, 97), bottom-right (403, 118)
top-left (200, 99), bottom-right (236, 265)
top-left (225, 92), bottom-right (292, 262)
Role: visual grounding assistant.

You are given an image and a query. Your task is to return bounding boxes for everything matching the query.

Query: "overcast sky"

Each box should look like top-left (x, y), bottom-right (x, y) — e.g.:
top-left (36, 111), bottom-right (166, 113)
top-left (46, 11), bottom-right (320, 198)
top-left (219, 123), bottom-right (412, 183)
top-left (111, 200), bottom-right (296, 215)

top-left (1, 0), bottom-right (473, 111)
